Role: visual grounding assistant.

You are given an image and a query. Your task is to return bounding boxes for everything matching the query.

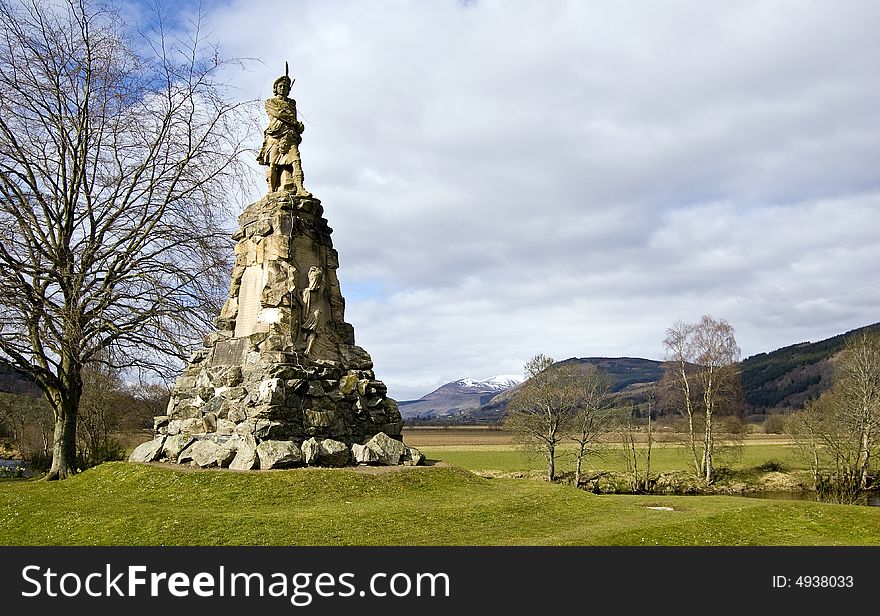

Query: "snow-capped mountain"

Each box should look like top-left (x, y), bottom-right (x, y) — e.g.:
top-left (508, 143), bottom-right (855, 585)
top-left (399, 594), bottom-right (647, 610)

top-left (482, 374), bottom-right (523, 389)
top-left (397, 374), bottom-right (522, 419)
top-left (450, 375), bottom-right (522, 392)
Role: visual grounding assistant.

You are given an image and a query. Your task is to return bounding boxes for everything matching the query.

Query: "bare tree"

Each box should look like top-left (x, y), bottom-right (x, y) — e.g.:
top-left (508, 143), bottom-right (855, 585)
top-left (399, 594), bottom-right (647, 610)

top-left (76, 362), bottom-right (128, 467)
top-left (835, 331), bottom-right (880, 490)
top-left (127, 381), bottom-right (171, 435)
top-left (787, 395), bottom-right (832, 496)
top-left (504, 354), bottom-right (565, 481)
top-left (0, 0), bottom-right (254, 478)
top-left (620, 390), bottom-right (657, 493)
top-left (789, 389), bottom-right (871, 502)
top-left (0, 392), bottom-right (27, 443)
top-left (793, 331), bottom-right (880, 500)
top-left (663, 320), bottom-right (700, 474)
top-left (568, 364), bottom-right (614, 488)
top-left (662, 315), bottom-right (740, 483)
top-left (0, 390), bottom-right (53, 466)
top-left (504, 355), bottom-right (616, 483)
top-left (692, 316), bottom-right (741, 482)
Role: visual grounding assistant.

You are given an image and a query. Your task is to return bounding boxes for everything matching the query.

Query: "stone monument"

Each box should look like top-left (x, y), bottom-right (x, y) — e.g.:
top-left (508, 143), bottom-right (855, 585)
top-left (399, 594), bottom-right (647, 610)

top-left (130, 66), bottom-right (421, 470)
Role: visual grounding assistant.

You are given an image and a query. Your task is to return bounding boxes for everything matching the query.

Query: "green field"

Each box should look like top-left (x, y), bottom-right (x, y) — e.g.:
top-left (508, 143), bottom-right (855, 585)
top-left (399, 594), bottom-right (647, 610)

top-left (1, 460), bottom-right (879, 546)
top-left (417, 442), bottom-right (805, 475)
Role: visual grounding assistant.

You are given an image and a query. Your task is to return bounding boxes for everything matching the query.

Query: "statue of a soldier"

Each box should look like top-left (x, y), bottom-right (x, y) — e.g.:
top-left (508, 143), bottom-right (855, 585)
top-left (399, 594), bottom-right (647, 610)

top-left (257, 65), bottom-right (311, 196)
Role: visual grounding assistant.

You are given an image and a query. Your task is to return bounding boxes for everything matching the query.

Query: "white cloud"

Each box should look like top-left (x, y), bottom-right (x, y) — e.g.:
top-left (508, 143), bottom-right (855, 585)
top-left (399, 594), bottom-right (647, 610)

top-left (168, 0), bottom-right (880, 399)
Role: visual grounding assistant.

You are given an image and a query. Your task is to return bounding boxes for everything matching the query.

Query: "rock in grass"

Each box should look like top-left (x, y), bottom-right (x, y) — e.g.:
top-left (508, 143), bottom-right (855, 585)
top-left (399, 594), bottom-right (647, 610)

top-left (216, 441), bottom-right (238, 468)
top-left (317, 438), bottom-right (350, 467)
top-left (301, 437), bottom-right (320, 465)
top-left (161, 434), bottom-right (194, 461)
top-left (229, 434), bottom-right (258, 471)
top-left (129, 436), bottom-right (166, 463)
top-left (401, 446), bottom-right (425, 466)
top-left (179, 440), bottom-right (227, 467)
top-left (365, 432), bottom-right (406, 466)
top-left (351, 443), bottom-right (380, 465)
top-left (256, 440), bottom-right (303, 469)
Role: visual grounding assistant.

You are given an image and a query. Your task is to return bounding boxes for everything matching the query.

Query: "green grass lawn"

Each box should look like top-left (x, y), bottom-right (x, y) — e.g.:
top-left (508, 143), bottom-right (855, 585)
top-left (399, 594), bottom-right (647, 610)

top-left (1, 461), bottom-right (878, 546)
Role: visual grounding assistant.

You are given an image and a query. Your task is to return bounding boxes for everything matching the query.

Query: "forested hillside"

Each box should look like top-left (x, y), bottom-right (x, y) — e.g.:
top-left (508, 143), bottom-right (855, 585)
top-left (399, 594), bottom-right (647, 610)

top-left (740, 323), bottom-right (880, 412)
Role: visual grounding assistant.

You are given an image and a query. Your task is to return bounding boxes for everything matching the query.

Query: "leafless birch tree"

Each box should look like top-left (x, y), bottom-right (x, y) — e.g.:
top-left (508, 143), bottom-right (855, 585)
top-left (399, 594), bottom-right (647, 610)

top-left (0, 0), bottom-right (254, 479)
top-left (662, 315), bottom-right (740, 483)
top-left (663, 320), bottom-right (700, 474)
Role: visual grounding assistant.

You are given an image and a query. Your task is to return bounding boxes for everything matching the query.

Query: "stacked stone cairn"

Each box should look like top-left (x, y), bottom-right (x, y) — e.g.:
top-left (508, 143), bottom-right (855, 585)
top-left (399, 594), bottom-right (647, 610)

top-left (130, 191), bottom-right (423, 470)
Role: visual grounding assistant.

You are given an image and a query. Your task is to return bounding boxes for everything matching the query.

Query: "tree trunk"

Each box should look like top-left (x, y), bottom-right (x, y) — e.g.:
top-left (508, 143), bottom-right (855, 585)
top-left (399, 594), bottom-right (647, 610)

top-left (678, 363), bottom-right (700, 476)
top-left (45, 405), bottom-right (78, 480)
top-left (686, 411), bottom-right (700, 476)
top-left (703, 409), bottom-right (714, 484)
top-left (858, 426), bottom-right (870, 490)
top-left (623, 427), bottom-right (640, 492)
top-left (575, 445), bottom-right (584, 487)
top-left (547, 444), bottom-right (556, 482)
top-left (44, 356), bottom-right (83, 481)
top-left (645, 408), bottom-right (652, 489)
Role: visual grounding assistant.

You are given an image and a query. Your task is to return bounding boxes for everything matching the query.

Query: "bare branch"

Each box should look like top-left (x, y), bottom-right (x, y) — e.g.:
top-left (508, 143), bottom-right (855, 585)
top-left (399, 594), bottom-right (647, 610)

top-left (0, 0), bottom-right (256, 478)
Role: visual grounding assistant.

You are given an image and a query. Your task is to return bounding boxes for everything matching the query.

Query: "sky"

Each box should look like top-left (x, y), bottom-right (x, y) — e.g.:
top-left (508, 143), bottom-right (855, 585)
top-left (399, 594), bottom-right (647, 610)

top-left (141, 0), bottom-right (880, 400)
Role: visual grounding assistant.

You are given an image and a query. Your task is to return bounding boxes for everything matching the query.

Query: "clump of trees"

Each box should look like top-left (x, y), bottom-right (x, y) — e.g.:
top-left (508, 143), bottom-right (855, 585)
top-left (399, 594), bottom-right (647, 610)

top-left (788, 331), bottom-right (880, 502)
top-left (0, 0), bottom-right (253, 478)
top-left (75, 365), bottom-right (134, 469)
top-left (0, 390), bottom-right (53, 467)
top-left (662, 315), bottom-right (741, 484)
top-left (503, 354), bottom-right (615, 485)
top-left (0, 366), bottom-right (167, 472)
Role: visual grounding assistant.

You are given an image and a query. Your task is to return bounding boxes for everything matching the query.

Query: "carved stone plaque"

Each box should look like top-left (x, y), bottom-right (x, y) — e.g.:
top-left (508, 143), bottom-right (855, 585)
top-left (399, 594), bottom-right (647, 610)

top-left (234, 265), bottom-right (269, 338)
top-left (210, 338), bottom-right (249, 367)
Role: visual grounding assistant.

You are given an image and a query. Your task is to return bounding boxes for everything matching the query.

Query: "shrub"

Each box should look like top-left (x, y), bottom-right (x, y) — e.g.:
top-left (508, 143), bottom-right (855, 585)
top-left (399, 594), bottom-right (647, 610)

top-left (762, 414), bottom-right (786, 434)
top-left (757, 460), bottom-right (785, 473)
top-left (76, 437), bottom-right (128, 470)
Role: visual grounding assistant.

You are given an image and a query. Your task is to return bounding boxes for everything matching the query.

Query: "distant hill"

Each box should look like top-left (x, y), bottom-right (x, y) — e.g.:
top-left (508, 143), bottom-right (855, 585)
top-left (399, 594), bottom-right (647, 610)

top-left (0, 363), bottom-right (39, 396)
top-left (740, 322), bottom-right (880, 412)
top-left (398, 375), bottom-right (522, 421)
top-left (402, 359), bottom-right (663, 424)
top-left (557, 357), bottom-right (664, 392)
top-left (471, 357), bottom-right (664, 422)
top-left (401, 323), bottom-right (880, 424)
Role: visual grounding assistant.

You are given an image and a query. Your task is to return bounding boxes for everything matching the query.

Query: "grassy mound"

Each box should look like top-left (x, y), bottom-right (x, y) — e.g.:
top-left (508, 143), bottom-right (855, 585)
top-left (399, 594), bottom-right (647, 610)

top-left (1, 461), bottom-right (878, 545)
